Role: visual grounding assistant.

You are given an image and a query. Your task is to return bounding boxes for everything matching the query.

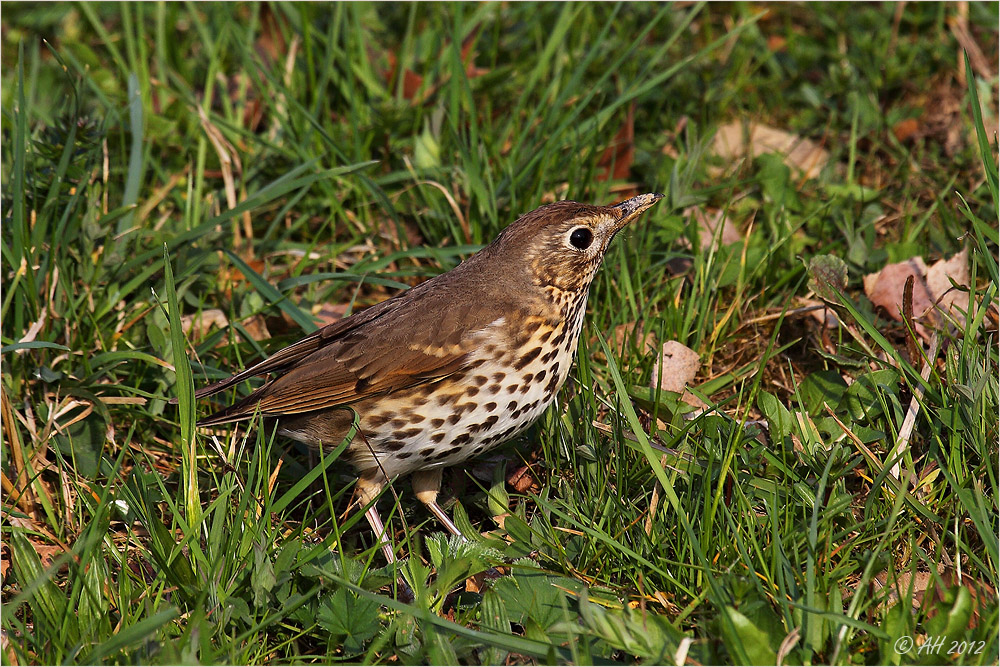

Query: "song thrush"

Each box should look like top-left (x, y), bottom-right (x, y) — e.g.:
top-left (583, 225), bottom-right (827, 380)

top-left (194, 193), bottom-right (663, 562)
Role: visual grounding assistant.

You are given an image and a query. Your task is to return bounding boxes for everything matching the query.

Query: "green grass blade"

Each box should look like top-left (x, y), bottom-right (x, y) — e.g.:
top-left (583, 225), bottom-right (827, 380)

top-left (161, 245), bottom-right (199, 527)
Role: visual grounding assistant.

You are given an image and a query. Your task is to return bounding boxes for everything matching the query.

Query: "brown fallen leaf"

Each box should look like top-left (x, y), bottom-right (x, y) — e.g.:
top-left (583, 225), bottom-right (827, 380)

top-left (597, 103), bottom-right (635, 182)
top-left (920, 76), bottom-right (966, 156)
top-left (384, 24), bottom-right (488, 104)
top-left (650, 341), bottom-right (700, 394)
top-left (182, 309), bottom-right (229, 340)
top-left (313, 303), bottom-right (351, 327)
top-left (892, 117), bottom-right (921, 143)
top-left (923, 248), bottom-right (971, 326)
top-left (797, 297), bottom-right (841, 329)
top-left (240, 314), bottom-right (272, 342)
top-left (863, 249), bottom-right (970, 342)
top-left (714, 121), bottom-right (831, 179)
top-left (182, 310), bottom-right (272, 343)
top-left (594, 321), bottom-right (657, 361)
top-left (506, 463), bottom-right (541, 495)
top-left (683, 206), bottom-right (742, 250)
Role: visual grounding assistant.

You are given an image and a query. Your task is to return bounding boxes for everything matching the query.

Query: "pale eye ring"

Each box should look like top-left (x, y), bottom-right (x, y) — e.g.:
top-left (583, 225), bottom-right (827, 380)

top-left (568, 227), bottom-right (593, 250)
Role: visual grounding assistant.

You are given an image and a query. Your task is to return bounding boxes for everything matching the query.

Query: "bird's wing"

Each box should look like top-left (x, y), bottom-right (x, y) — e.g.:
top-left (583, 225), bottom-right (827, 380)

top-left (192, 290), bottom-right (399, 401)
top-left (197, 279), bottom-right (515, 424)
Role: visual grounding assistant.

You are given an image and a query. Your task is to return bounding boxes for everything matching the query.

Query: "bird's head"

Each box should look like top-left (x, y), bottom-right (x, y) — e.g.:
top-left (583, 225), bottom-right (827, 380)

top-left (486, 193), bottom-right (664, 294)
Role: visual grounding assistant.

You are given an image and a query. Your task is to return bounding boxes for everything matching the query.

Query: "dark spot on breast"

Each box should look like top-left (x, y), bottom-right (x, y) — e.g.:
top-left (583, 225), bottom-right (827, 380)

top-left (397, 452), bottom-right (413, 460)
top-left (459, 401), bottom-right (478, 414)
top-left (492, 372), bottom-right (506, 382)
top-left (448, 414), bottom-right (461, 425)
top-left (469, 358), bottom-right (487, 368)
top-left (453, 433), bottom-right (472, 445)
top-left (383, 440), bottom-right (406, 452)
top-left (466, 386), bottom-right (480, 397)
top-left (483, 415), bottom-right (499, 428)
top-left (393, 428), bottom-right (422, 440)
top-left (551, 331), bottom-right (566, 347)
top-left (431, 432), bottom-right (446, 443)
top-left (466, 422), bottom-right (484, 434)
top-left (507, 401), bottom-right (519, 412)
top-left (430, 418), bottom-right (445, 428)
top-left (519, 383), bottom-right (531, 394)
top-left (367, 413), bottom-right (392, 428)
top-left (437, 394), bottom-right (453, 406)
top-left (513, 346), bottom-right (543, 371)
top-left (433, 450), bottom-right (451, 461)
top-left (522, 373), bottom-right (534, 384)
top-left (546, 373), bottom-right (560, 394)
top-left (538, 328), bottom-right (553, 343)
top-left (535, 369), bottom-right (547, 381)
top-left (550, 361), bottom-right (560, 376)
top-left (484, 402), bottom-right (497, 412)
top-left (419, 447), bottom-right (436, 457)
top-left (448, 445), bottom-right (465, 456)
top-left (408, 413), bottom-right (426, 424)
top-left (488, 383), bottom-right (503, 394)
top-left (541, 348), bottom-right (559, 363)
top-left (506, 384), bottom-right (520, 394)
top-left (473, 375), bottom-right (489, 386)
top-left (390, 418), bottom-right (408, 429)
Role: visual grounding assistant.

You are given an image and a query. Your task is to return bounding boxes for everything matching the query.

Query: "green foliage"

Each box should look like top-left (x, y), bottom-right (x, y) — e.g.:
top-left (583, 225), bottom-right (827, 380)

top-left (3, 2), bottom-right (998, 665)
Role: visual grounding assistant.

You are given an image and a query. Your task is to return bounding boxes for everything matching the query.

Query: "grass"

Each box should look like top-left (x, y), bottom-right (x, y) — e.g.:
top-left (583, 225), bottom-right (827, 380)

top-left (2, 2), bottom-right (998, 664)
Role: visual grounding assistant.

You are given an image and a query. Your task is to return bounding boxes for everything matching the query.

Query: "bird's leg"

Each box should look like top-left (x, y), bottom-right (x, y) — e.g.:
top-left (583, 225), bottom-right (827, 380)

top-left (356, 476), bottom-right (398, 565)
top-left (411, 468), bottom-right (465, 539)
top-left (356, 476), bottom-right (416, 602)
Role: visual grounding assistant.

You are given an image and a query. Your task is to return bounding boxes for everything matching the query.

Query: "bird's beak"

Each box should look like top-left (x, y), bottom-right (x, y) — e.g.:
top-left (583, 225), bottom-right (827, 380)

top-left (611, 192), bottom-right (664, 231)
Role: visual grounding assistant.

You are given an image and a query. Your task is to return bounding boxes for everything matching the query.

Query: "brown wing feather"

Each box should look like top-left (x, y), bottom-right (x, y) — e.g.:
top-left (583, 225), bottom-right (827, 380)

top-left (197, 270), bottom-right (521, 426)
top-left (192, 291), bottom-right (402, 400)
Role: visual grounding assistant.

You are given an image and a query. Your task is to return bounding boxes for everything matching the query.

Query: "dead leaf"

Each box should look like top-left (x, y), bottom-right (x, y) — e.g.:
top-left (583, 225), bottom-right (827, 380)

top-left (798, 297), bottom-right (840, 329)
top-left (684, 207), bottom-right (741, 249)
top-left (679, 389), bottom-right (708, 411)
top-left (314, 303), bottom-right (351, 327)
top-left (597, 104), bottom-right (635, 182)
top-left (384, 25), bottom-right (488, 104)
top-left (506, 463), bottom-right (541, 495)
top-left (863, 249), bottom-right (970, 341)
top-left (766, 35), bottom-right (787, 52)
top-left (240, 314), bottom-right (272, 342)
top-left (714, 121), bottom-right (830, 179)
top-left (808, 254), bottom-right (849, 303)
top-left (892, 117), bottom-right (921, 143)
top-left (872, 565), bottom-right (995, 627)
top-left (924, 248), bottom-right (971, 325)
top-left (181, 309), bottom-right (229, 340)
top-left (182, 310), bottom-right (272, 342)
top-left (949, 6), bottom-right (994, 82)
top-left (650, 341), bottom-right (700, 393)
top-left (386, 50), bottom-right (426, 102)
top-left (920, 77), bottom-right (966, 156)
top-left (594, 321), bottom-right (657, 361)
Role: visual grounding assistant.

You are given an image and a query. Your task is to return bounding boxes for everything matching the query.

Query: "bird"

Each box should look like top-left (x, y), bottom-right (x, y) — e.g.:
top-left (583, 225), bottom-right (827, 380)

top-left (192, 192), bottom-right (663, 563)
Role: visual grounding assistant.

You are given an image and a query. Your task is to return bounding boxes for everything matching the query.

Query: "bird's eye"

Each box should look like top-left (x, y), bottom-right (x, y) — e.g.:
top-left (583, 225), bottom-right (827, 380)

top-left (568, 227), bottom-right (593, 250)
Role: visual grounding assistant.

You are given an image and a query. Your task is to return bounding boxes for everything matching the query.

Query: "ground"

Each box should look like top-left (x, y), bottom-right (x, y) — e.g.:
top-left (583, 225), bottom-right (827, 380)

top-left (2, 3), bottom-right (998, 664)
